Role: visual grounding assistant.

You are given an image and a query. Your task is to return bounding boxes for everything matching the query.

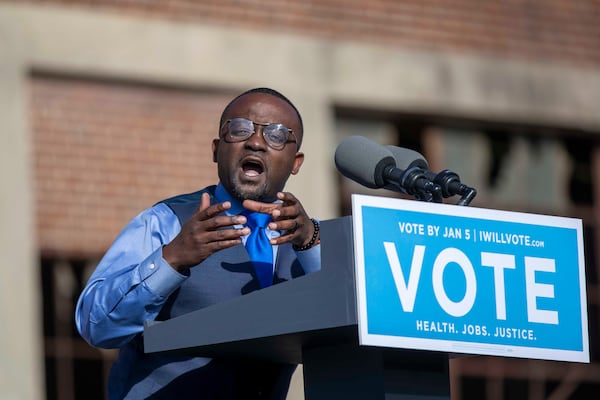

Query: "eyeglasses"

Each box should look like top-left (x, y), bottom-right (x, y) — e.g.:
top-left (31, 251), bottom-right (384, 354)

top-left (221, 118), bottom-right (297, 150)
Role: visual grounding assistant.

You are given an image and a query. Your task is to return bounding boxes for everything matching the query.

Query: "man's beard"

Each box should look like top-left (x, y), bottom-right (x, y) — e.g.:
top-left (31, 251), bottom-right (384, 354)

top-left (230, 178), bottom-right (271, 202)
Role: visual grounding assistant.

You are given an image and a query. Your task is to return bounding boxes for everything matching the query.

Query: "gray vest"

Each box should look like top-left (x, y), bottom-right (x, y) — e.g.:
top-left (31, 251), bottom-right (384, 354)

top-left (109, 186), bottom-right (301, 399)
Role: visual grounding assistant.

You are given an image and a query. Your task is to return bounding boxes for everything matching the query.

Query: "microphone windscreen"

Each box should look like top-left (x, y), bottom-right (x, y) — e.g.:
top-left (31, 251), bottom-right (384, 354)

top-left (335, 135), bottom-right (395, 188)
top-left (385, 145), bottom-right (429, 170)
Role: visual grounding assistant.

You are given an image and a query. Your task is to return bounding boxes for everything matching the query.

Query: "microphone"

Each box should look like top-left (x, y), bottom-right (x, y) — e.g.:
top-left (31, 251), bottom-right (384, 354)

top-left (385, 145), bottom-right (477, 206)
top-left (380, 145), bottom-right (429, 192)
top-left (334, 135), bottom-right (396, 189)
top-left (334, 136), bottom-right (442, 201)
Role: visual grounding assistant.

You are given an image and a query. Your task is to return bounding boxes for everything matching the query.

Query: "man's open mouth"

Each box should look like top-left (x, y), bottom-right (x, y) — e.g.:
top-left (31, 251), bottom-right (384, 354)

top-left (241, 157), bottom-right (265, 177)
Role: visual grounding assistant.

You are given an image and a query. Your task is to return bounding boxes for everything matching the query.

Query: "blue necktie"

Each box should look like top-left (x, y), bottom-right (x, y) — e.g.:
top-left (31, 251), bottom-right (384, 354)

top-left (243, 211), bottom-right (274, 288)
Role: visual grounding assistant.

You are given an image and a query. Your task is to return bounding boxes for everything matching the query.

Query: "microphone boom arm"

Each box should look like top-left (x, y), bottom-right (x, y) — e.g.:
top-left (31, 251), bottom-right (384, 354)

top-left (384, 165), bottom-right (443, 203)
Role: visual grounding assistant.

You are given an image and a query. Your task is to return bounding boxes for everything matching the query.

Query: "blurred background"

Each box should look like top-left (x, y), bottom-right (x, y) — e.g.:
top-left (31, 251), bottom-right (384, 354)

top-left (0, 1), bottom-right (599, 399)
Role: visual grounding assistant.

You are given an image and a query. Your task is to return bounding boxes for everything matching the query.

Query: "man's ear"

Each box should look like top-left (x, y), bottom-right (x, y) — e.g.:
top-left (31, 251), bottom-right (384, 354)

top-left (291, 152), bottom-right (304, 175)
top-left (212, 139), bottom-right (220, 163)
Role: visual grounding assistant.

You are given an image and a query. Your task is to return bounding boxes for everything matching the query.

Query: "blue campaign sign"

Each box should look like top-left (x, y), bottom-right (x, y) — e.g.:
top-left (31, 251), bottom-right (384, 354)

top-left (352, 194), bottom-right (589, 363)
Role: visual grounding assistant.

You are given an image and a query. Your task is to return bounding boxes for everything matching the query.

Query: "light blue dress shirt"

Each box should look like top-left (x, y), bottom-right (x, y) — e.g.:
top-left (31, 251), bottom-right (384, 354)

top-left (75, 183), bottom-right (321, 349)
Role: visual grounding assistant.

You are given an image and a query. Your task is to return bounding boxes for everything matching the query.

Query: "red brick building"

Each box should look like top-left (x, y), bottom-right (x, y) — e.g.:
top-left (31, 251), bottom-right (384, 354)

top-left (1, 1), bottom-right (599, 399)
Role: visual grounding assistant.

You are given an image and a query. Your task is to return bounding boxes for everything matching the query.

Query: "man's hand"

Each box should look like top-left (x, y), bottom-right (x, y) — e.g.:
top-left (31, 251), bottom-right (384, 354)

top-left (243, 191), bottom-right (317, 249)
top-left (163, 192), bottom-right (250, 272)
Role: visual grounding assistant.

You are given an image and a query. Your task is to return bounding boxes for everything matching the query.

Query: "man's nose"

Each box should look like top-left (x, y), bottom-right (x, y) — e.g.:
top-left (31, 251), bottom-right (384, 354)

top-left (244, 126), bottom-right (268, 150)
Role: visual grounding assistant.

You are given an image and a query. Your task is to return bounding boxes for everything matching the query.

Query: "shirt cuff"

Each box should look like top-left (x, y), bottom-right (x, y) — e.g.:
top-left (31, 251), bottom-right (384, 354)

top-left (295, 244), bottom-right (321, 274)
top-left (139, 247), bottom-right (188, 298)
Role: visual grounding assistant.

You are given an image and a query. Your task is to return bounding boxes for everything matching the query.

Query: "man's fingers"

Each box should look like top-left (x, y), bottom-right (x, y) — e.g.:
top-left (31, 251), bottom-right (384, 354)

top-left (280, 218), bottom-right (299, 232)
top-left (204, 201), bottom-right (232, 219)
top-left (191, 193), bottom-right (233, 221)
top-left (200, 192), bottom-right (211, 211)
top-left (270, 205), bottom-right (296, 219)
top-left (201, 214), bottom-right (246, 230)
top-left (242, 199), bottom-right (279, 214)
top-left (269, 230), bottom-right (297, 246)
top-left (276, 191), bottom-right (297, 203)
top-left (205, 227), bottom-right (250, 243)
top-left (191, 192), bottom-right (212, 215)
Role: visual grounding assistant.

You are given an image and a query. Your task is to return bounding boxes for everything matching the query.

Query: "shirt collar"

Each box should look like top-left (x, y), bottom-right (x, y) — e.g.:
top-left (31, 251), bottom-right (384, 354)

top-left (215, 182), bottom-right (244, 215)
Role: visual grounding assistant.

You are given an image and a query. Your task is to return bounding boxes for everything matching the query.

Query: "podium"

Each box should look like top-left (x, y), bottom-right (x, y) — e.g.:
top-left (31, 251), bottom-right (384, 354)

top-left (143, 217), bottom-right (450, 399)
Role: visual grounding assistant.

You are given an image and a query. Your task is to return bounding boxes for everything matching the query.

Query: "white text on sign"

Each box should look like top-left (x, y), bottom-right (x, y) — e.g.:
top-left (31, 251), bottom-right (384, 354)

top-left (383, 243), bottom-right (558, 324)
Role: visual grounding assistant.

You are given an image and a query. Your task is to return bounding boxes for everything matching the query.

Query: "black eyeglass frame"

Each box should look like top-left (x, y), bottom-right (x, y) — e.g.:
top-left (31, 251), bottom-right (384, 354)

top-left (220, 118), bottom-right (298, 150)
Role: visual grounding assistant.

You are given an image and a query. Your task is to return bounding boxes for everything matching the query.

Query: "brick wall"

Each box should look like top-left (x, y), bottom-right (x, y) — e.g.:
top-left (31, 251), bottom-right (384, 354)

top-left (10, 0), bottom-right (600, 67)
top-left (30, 75), bottom-right (233, 256)
top-left (19, 0), bottom-right (600, 257)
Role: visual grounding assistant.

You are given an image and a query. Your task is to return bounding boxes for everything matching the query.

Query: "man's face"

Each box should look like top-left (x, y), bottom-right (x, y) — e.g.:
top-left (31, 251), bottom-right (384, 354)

top-left (212, 92), bottom-right (304, 202)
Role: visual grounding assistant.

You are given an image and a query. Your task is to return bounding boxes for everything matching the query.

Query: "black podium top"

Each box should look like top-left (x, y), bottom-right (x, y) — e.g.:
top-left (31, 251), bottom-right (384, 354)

top-left (143, 217), bottom-right (358, 364)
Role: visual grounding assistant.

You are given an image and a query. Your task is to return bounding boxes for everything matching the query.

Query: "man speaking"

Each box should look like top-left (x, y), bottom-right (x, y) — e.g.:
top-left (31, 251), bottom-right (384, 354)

top-left (75, 87), bottom-right (321, 399)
